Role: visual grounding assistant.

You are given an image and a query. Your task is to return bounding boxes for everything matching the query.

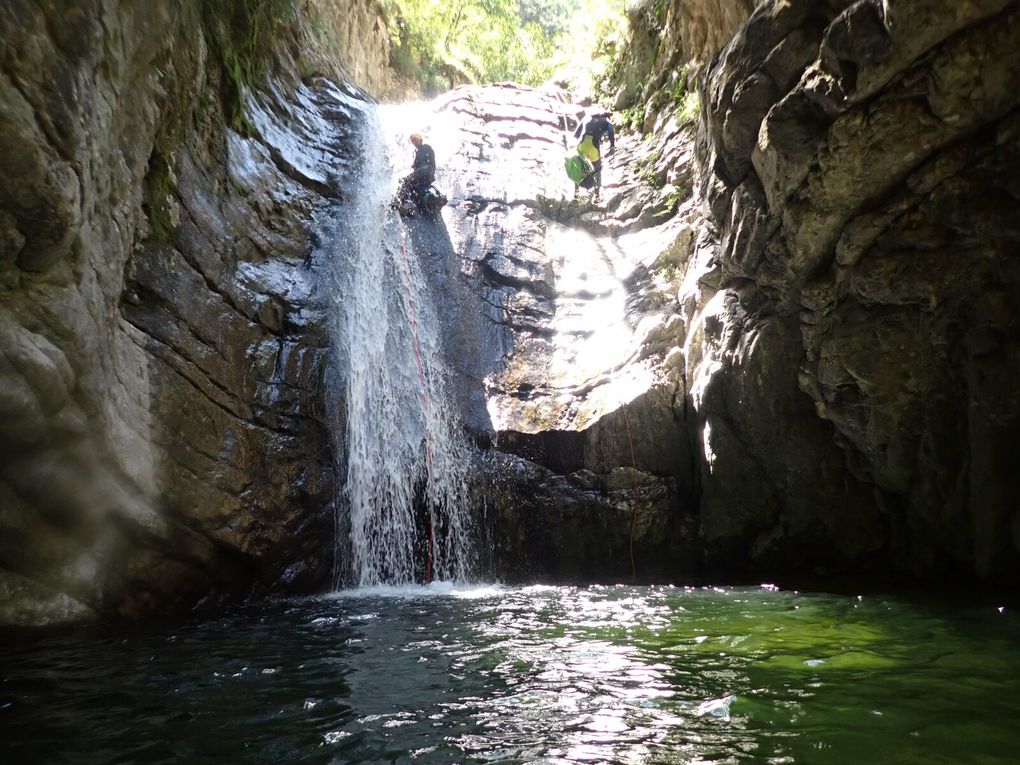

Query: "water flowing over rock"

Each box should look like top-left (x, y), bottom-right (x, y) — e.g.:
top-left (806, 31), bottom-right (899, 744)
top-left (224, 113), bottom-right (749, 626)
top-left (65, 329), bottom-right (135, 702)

top-left (319, 105), bottom-right (475, 587)
top-left (0, 0), bottom-right (387, 624)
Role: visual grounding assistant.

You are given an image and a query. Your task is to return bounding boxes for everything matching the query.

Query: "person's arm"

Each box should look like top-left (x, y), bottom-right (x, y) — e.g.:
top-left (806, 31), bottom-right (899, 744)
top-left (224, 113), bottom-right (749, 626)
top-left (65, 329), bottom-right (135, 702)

top-left (607, 122), bottom-right (615, 152)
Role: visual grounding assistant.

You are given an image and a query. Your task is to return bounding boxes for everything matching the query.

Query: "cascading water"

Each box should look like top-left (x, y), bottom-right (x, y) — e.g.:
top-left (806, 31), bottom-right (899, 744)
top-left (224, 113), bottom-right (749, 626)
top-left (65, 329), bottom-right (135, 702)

top-left (324, 104), bottom-right (474, 588)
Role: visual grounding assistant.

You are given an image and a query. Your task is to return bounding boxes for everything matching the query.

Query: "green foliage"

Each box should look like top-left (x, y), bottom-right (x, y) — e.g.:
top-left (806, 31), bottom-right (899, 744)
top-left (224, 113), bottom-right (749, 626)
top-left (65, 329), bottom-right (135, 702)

top-left (143, 112), bottom-right (189, 243)
top-left (518, 0), bottom-right (574, 35)
top-left (677, 88), bottom-right (700, 124)
top-left (660, 260), bottom-right (678, 283)
top-left (616, 103), bottom-right (643, 131)
top-left (386, 0), bottom-right (551, 88)
top-left (654, 183), bottom-right (685, 218)
top-left (200, 0), bottom-right (296, 132)
top-left (669, 63), bottom-right (700, 125)
top-left (586, 2), bottom-right (632, 99)
top-left (635, 148), bottom-right (664, 189)
top-left (384, 0), bottom-right (633, 92)
top-left (144, 153), bottom-right (173, 242)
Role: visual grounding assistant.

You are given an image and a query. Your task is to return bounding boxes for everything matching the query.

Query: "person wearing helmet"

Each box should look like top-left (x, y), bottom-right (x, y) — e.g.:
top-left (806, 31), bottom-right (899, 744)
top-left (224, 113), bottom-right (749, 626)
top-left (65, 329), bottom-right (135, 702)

top-left (573, 110), bottom-right (615, 200)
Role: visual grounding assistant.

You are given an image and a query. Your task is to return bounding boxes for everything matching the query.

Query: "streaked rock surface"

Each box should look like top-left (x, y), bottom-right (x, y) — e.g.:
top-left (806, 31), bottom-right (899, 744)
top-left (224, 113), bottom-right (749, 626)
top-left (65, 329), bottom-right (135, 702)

top-left (0, 0), bottom-right (384, 624)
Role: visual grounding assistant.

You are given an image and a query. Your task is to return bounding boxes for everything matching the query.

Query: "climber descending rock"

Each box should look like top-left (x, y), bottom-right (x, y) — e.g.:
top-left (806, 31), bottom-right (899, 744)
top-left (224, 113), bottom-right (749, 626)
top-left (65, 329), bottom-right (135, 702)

top-left (393, 131), bottom-right (448, 218)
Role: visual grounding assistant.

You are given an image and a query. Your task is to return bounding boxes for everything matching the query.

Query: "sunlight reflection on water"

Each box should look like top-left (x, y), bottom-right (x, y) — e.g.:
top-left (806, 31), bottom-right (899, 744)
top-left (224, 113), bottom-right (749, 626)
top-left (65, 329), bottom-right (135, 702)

top-left (1, 584), bottom-right (1018, 765)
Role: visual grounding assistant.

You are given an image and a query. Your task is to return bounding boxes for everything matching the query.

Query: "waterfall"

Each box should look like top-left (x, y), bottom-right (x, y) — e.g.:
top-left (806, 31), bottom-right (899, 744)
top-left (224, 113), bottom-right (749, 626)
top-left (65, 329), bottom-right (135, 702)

top-left (324, 104), bottom-right (474, 589)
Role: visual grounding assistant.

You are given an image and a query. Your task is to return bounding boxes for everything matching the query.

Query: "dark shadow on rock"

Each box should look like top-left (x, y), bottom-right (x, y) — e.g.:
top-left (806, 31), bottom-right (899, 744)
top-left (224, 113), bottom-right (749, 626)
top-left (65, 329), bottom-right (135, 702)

top-left (403, 211), bottom-right (496, 440)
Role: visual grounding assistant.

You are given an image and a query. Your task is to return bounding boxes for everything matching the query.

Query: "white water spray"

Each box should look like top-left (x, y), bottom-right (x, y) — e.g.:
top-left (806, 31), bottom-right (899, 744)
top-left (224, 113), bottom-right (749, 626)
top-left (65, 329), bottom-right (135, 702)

top-left (324, 104), bottom-right (474, 588)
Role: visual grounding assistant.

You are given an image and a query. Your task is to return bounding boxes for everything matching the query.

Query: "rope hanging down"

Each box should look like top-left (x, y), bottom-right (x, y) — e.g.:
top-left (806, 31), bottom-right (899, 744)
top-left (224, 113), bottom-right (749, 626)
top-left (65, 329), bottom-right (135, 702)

top-left (397, 227), bottom-right (436, 582)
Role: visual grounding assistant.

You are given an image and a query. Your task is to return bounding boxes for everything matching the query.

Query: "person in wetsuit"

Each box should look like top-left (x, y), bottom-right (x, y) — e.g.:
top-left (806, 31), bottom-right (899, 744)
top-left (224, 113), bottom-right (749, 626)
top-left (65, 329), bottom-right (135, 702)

top-left (398, 132), bottom-right (436, 205)
top-left (573, 111), bottom-right (615, 199)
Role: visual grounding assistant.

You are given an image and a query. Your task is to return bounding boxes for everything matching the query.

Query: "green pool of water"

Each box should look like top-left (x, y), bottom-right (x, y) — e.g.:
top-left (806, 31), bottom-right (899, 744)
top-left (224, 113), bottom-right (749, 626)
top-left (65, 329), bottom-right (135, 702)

top-left (1, 584), bottom-right (1016, 764)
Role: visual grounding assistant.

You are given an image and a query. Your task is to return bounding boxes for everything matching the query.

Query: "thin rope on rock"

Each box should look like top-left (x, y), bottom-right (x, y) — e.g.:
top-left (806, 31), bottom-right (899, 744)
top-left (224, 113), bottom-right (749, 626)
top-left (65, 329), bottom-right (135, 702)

top-left (398, 226), bottom-right (435, 581)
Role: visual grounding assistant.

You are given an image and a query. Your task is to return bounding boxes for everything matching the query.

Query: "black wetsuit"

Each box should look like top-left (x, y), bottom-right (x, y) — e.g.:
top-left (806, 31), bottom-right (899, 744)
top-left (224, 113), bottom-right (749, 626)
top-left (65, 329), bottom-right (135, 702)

top-left (403, 143), bottom-right (436, 198)
top-left (574, 114), bottom-right (616, 153)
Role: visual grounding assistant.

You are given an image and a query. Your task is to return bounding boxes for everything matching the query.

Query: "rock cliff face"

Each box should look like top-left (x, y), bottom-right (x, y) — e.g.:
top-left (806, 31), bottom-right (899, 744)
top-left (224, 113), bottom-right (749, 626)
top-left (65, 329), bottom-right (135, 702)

top-left (459, 1), bottom-right (1020, 586)
top-left (2, 0), bottom-right (1016, 625)
top-left (688, 0), bottom-right (1020, 582)
top-left (662, 0), bottom-right (758, 73)
top-left (0, 0), bottom-right (387, 625)
top-left (411, 84), bottom-right (703, 582)
top-left (299, 0), bottom-right (408, 98)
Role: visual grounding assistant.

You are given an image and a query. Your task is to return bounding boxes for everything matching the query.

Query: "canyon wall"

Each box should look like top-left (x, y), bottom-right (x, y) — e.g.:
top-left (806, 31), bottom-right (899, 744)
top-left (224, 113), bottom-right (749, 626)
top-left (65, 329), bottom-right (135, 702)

top-left (474, 0), bottom-right (1019, 586)
top-left (0, 0), bottom-right (391, 625)
top-left (2, 0), bottom-right (1016, 626)
top-left (685, 0), bottom-right (1020, 580)
top-left (695, 0), bottom-right (1020, 580)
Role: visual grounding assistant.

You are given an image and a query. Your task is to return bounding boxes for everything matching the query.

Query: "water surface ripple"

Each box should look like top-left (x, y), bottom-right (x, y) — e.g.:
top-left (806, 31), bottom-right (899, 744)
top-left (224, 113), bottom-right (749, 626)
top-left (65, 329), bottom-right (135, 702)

top-left (2, 584), bottom-right (1017, 764)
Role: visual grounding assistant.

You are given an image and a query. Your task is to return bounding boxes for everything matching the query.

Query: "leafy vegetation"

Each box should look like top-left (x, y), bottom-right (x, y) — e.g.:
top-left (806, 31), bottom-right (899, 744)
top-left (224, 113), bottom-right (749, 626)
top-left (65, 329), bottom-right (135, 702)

top-left (668, 63), bottom-right (700, 124)
top-left (586, 3), bottom-right (636, 100)
top-left (143, 147), bottom-right (176, 242)
top-left (635, 148), bottom-right (665, 189)
top-left (384, 0), bottom-right (632, 94)
top-left (200, 0), bottom-right (297, 131)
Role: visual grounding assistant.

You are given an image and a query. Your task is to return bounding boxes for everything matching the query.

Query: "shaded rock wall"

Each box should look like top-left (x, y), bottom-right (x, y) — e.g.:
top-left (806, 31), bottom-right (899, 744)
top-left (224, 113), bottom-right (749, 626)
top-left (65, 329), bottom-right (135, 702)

top-left (686, 0), bottom-right (1020, 581)
top-left (299, 0), bottom-right (409, 98)
top-left (0, 0), bottom-right (384, 625)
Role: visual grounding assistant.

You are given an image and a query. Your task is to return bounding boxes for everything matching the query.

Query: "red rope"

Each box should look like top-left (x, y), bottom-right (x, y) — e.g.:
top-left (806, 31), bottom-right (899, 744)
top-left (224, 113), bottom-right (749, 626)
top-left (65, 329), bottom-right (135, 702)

top-left (398, 229), bottom-right (435, 582)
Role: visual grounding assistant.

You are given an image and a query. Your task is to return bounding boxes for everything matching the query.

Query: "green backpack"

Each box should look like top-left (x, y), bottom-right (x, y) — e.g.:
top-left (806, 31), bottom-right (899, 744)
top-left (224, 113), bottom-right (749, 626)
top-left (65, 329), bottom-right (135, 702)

top-left (564, 153), bottom-right (592, 183)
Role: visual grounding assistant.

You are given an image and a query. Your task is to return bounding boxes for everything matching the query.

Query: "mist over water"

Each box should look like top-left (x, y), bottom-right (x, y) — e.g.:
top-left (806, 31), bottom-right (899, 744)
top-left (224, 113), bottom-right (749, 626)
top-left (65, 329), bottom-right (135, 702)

top-left (323, 103), bottom-right (474, 588)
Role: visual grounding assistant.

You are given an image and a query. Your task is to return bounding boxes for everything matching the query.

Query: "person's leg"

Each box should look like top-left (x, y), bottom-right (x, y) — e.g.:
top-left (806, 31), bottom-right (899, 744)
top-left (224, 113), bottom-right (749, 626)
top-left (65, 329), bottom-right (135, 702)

top-left (412, 166), bottom-right (430, 185)
top-left (592, 159), bottom-right (603, 200)
top-left (413, 167), bottom-right (434, 205)
top-left (409, 179), bottom-right (429, 209)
